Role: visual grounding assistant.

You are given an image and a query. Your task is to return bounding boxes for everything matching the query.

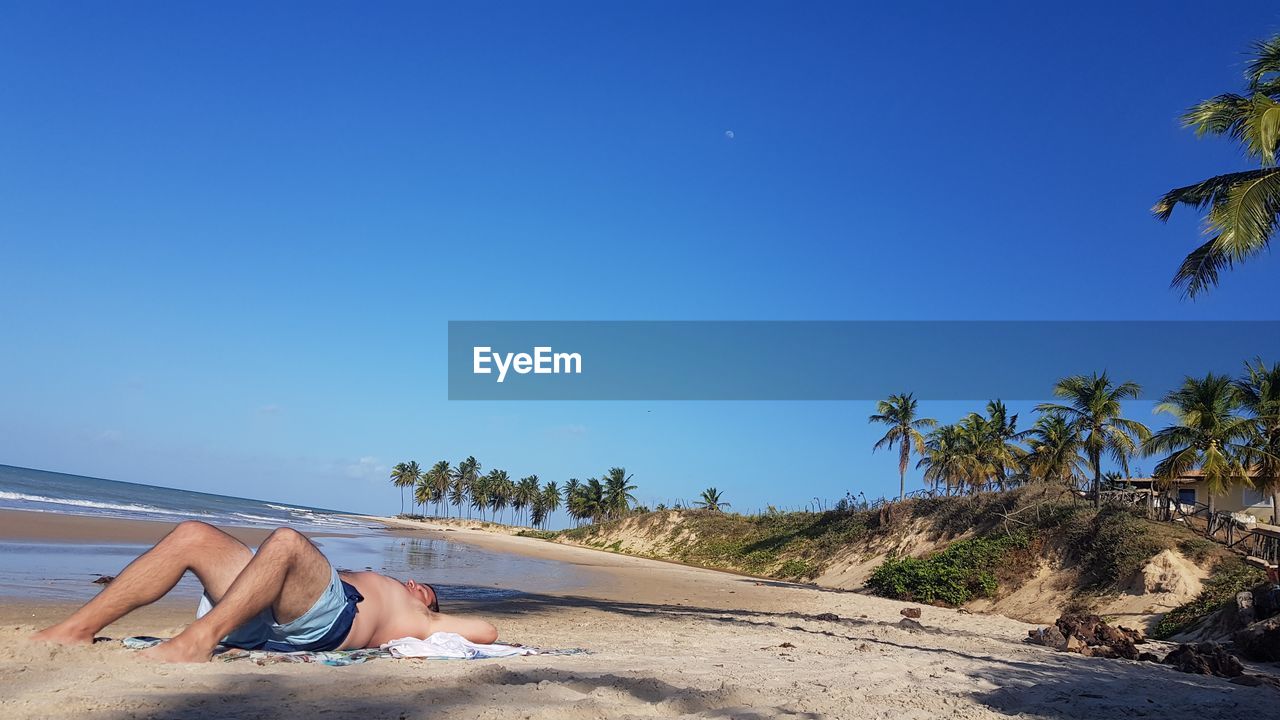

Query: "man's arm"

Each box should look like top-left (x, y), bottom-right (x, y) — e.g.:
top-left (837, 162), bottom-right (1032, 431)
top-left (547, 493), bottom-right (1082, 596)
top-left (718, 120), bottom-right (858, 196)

top-left (426, 612), bottom-right (499, 644)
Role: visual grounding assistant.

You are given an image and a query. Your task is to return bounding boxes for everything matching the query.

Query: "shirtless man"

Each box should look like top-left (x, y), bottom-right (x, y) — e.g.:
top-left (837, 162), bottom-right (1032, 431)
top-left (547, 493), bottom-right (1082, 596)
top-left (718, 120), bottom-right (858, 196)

top-left (30, 521), bottom-right (498, 662)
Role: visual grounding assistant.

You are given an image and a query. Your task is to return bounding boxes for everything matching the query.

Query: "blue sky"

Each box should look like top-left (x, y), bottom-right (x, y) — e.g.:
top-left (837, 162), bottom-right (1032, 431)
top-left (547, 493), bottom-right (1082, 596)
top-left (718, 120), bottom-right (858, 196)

top-left (2, 2), bottom-right (1278, 523)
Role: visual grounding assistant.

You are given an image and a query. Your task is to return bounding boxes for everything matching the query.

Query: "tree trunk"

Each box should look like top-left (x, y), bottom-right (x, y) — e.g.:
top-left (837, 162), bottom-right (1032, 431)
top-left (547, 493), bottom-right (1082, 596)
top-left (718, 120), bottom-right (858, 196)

top-left (1091, 452), bottom-right (1102, 509)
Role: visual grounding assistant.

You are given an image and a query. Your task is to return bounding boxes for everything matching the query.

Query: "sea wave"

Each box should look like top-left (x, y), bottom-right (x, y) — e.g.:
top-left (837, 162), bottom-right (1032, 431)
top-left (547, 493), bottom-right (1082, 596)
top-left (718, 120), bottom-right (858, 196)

top-left (0, 491), bottom-right (207, 518)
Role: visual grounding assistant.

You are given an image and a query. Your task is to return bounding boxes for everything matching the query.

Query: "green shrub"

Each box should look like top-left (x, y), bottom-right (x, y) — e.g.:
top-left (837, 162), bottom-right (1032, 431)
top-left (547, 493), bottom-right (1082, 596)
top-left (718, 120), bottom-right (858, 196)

top-left (867, 532), bottom-right (1029, 606)
top-left (1176, 537), bottom-right (1218, 564)
top-left (1063, 508), bottom-right (1162, 588)
top-left (777, 558), bottom-right (816, 580)
top-left (515, 529), bottom-right (558, 540)
top-left (1152, 558), bottom-right (1266, 639)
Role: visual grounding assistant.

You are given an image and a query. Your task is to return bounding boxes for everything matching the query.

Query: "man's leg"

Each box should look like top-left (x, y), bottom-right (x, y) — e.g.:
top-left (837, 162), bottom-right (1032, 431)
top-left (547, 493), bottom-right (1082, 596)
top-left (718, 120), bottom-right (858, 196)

top-left (139, 526), bottom-right (332, 663)
top-left (31, 521), bottom-right (253, 645)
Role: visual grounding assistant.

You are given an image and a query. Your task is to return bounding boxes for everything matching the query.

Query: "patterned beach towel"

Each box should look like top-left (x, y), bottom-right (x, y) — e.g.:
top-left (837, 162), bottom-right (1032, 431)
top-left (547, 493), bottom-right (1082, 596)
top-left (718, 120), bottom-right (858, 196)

top-left (122, 634), bottom-right (589, 667)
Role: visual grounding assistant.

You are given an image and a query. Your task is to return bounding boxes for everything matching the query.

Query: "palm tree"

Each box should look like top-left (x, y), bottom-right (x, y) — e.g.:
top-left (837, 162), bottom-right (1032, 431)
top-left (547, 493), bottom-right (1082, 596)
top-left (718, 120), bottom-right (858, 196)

top-left (1152, 34), bottom-right (1280, 297)
top-left (389, 462), bottom-right (412, 514)
top-left (448, 471), bottom-right (467, 518)
top-left (515, 476), bottom-right (540, 526)
top-left (457, 457), bottom-right (480, 519)
top-left (983, 400), bottom-right (1028, 490)
top-left (413, 472), bottom-right (432, 516)
top-left (530, 494), bottom-right (549, 529)
top-left (955, 408), bottom-right (1027, 493)
top-left (602, 468), bottom-right (636, 519)
top-left (562, 479), bottom-right (583, 526)
top-left (470, 472), bottom-right (491, 522)
top-left (869, 393), bottom-right (937, 500)
top-left (540, 481), bottom-right (560, 529)
top-left (697, 487), bottom-right (730, 512)
top-left (392, 461), bottom-right (423, 515)
top-left (1236, 358), bottom-right (1280, 521)
top-left (1037, 373), bottom-right (1150, 508)
top-left (426, 460), bottom-right (452, 517)
top-left (918, 424), bottom-right (965, 496)
top-left (488, 470), bottom-right (512, 523)
top-left (1025, 413), bottom-right (1089, 489)
top-left (581, 478), bottom-right (606, 524)
top-left (1145, 373), bottom-right (1255, 517)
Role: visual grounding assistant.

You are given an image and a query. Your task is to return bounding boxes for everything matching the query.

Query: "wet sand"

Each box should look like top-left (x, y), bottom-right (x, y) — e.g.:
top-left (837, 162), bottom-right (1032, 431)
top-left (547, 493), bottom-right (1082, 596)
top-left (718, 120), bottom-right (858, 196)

top-left (0, 509), bottom-right (280, 546)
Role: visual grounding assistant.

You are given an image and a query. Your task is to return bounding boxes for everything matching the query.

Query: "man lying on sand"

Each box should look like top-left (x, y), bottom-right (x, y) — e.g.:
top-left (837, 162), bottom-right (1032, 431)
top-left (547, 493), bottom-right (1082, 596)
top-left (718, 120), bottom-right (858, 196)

top-left (30, 521), bottom-right (498, 662)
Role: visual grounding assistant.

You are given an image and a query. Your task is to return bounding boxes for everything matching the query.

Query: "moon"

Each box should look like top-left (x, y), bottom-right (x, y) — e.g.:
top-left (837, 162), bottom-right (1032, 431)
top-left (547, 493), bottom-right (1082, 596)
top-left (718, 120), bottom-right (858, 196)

top-left (724, 130), bottom-right (735, 140)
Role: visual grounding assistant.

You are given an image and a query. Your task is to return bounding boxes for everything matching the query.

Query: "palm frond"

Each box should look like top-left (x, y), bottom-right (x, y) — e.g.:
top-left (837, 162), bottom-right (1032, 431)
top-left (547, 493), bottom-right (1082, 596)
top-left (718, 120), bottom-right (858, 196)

top-left (1151, 172), bottom-right (1275, 221)
top-left (1247, 35), bottom-right (1280, 92)
top-left (1171, 234), bottom-right (1234, 298)
top-left (1207, 170), bottom-right (1280, 256)
top-left (1182, 93), bottom-right (1253, 139)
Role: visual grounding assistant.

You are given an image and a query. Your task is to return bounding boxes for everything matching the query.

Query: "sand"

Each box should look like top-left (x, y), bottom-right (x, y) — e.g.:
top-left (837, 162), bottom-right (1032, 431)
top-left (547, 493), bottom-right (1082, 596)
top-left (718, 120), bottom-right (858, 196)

top-left (2, 514), bottom-right (1277, 719)
top-left (0, 509), bottom-right (281, 546)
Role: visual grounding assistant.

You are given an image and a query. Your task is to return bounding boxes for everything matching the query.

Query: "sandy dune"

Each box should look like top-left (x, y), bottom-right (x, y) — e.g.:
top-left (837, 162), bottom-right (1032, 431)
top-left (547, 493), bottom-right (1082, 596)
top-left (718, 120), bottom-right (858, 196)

top-left (2, 519), bottom-right (1276, 719)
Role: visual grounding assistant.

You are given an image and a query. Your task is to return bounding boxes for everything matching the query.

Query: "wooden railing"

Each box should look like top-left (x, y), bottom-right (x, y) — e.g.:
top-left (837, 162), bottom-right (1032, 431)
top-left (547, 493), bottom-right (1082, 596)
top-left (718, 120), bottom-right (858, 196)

top-left (1138, 492), bottom-right (1280, 567)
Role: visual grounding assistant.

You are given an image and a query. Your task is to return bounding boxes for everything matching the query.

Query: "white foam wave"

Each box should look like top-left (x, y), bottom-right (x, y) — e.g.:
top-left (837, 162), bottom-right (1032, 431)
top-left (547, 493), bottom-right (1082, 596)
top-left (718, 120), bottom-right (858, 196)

top-left (0, 491), bottom-right (204, 518)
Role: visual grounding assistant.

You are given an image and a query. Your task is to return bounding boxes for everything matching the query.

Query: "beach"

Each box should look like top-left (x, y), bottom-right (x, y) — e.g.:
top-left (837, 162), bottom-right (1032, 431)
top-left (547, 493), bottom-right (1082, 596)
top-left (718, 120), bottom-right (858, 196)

top-left (2, 511), bottom-right (1277, 719)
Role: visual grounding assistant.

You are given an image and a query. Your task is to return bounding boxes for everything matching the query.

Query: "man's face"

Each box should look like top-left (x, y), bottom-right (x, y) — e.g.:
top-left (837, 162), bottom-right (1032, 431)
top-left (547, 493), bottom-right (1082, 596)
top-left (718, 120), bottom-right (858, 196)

top-left (403, 579), bottom-right (437, 611)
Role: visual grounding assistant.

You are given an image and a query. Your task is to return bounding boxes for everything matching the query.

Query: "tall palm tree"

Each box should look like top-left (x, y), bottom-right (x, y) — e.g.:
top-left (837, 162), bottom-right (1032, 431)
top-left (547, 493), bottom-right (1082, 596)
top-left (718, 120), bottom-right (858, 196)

top-left (393, 460), bottom-right (423, 515)
top-left (1024, 413), bottom-right (1089, 489)
top-left (488, 470), bottom-right (512, 523)
top-left (1145, 373), bottom-right (1255, 517)
top-left (457, 457), bottom-right (480, 519)
top-left (540, 480), bottom-right (560, 529)
top-left (696, 487), bottom-right (730, 512)
top-left (426, 460), bottom-right (452, 517)
top-left (562, 479), bottom-right (582, 526)
top-left (470, 472), bottom-right (491, 522)
top-left (389, 462), bottom-right (412, 514)
top-left (869, 393), bottom-right (937, 500)
top-left (1037, 372), bottom-right (1150, 508)
top-left (448, 471), bottom-right (467, 518)
top-left (1153, 34), bottom-right (1280, 297)
top-left (530, 493), bottom-right (549, 529)
top-left (1236, 358), bottom-right (1280, 521)
top-left (413, 472), bottom-right (432, 516)
top-left (602, 468), bottom-right (636, 519)
top-left (515, 475), bottom-right (540, 526)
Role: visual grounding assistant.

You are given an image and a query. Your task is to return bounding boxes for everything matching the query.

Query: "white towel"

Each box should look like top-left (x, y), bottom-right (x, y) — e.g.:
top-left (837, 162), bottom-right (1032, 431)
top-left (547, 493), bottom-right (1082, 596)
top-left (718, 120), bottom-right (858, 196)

top-left (381, 632), bottom-right (536, 659)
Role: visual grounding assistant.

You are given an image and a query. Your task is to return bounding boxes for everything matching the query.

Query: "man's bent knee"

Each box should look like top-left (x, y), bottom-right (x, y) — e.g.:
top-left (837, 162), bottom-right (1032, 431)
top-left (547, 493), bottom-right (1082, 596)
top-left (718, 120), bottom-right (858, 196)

top-left (171, 520), bottom-right (220, 543)
top-left (264, 527), bottom-right (310, 551)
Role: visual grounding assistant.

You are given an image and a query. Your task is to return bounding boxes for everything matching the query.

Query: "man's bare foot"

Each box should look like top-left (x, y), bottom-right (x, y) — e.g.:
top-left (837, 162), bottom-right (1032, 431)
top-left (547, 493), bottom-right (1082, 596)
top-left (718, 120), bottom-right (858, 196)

top-left (29, 625), bottom-right (95, 646)
top-left (138, 634), bottom-right (214, 664)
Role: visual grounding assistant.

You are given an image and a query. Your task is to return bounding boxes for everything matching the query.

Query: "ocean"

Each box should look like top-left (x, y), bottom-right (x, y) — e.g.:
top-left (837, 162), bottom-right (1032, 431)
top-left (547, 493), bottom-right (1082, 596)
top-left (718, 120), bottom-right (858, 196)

top-left (0, 464), bottom-right (586, 601)
top-left (0, 464), bottom-right (366, 531)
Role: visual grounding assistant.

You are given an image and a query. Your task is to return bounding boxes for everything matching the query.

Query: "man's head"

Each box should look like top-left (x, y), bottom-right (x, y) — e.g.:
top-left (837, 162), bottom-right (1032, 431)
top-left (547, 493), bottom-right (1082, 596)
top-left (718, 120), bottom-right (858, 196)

top-left (403, 579), bottom-right (440, 612)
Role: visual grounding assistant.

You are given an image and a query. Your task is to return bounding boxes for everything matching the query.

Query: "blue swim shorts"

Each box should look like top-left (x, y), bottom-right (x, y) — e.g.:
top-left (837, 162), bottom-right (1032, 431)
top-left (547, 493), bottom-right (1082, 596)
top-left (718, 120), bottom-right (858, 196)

top-left (196, 566), bottom-right (363, 652)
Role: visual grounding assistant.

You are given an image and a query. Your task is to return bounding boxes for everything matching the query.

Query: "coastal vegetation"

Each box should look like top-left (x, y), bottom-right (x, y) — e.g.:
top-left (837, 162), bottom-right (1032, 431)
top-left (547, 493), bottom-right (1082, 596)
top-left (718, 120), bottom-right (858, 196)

top-left (867, 532), bottom-right (1030, 606)
top-left (550, 486), bottom-right (1207, 597)
top-left (868, 363), bottom-right (1279, 517)
top-left (389, 459), bottom-right (638, 530)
